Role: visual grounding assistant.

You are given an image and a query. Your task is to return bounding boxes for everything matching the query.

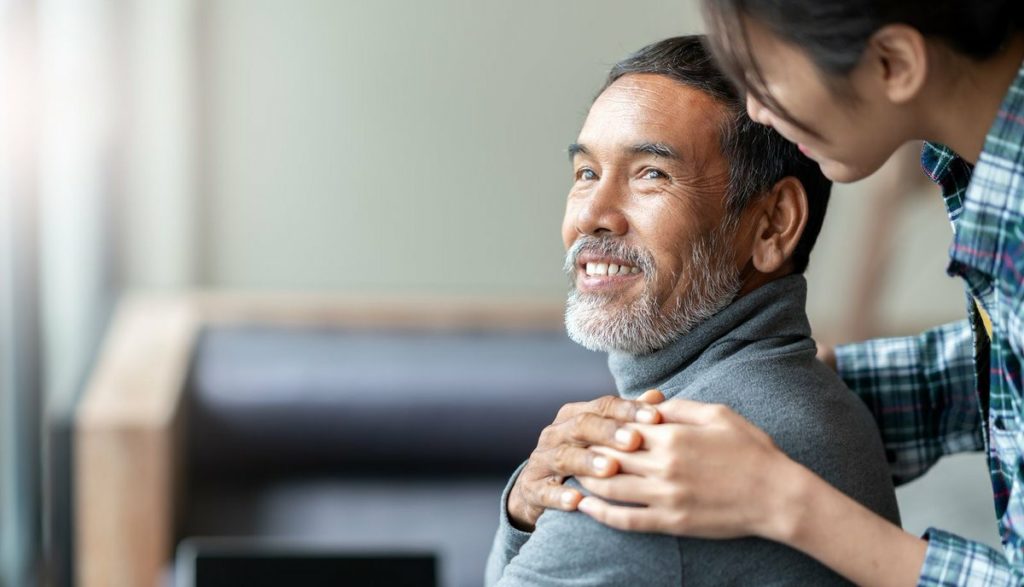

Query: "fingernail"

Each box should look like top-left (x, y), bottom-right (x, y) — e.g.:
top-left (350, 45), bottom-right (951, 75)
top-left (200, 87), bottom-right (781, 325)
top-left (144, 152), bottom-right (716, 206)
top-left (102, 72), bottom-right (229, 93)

top-left (636, 408), bottom-right (657, 423)
top-left (592, 455), bottom-right (610, 472)
top-left (561, 490), bottom-right (576, 507)
top-left (614, 427), bottom-right (634, 446)
top-left (577, 497), bottom-right (594, 513)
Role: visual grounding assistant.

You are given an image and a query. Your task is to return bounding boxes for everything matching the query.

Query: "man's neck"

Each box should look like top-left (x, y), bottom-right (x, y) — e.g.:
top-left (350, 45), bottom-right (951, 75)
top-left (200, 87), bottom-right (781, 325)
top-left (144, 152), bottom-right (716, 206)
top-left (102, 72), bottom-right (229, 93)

top-left (736, 264), bottom-right (793, 299)
top-left (608, 274), bottom-right (810, 398)
top-left (921, 34), bottom-right (1024, 164)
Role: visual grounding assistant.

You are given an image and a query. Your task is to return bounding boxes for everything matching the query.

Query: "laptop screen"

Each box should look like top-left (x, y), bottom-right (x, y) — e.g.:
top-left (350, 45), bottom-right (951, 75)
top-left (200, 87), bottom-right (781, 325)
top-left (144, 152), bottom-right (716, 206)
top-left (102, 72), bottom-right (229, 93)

top-left (176, 539), bottom-right (438, 587)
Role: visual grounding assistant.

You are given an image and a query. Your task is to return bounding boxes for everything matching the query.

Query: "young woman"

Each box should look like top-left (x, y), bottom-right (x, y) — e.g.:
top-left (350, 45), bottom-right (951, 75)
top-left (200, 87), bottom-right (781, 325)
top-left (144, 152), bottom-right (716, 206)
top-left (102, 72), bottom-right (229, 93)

top-left (562, 2), bottom-right (1024, 585)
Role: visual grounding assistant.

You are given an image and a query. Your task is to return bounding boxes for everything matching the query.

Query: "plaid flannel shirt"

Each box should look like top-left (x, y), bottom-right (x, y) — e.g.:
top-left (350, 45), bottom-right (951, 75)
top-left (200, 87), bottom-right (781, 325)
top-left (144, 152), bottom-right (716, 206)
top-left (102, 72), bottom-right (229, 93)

top-left (835, 60), bottom-right (1024, 585)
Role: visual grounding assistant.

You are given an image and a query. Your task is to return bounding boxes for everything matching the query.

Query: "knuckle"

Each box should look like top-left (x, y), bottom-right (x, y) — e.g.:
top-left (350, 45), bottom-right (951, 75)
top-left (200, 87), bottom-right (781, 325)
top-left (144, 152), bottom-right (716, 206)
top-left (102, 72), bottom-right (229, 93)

top-left (663, 454), bottom-right (683, 476)
top-left (594, 395), bottom-right (618, 416)
top-left (570, 413), bottom-right (594, 440)
top-left (551, 446), bottom-right (567, 470)
top-left (667, 486), bottom-right (690, 509)
top-left (708, 403), bottom-right (731, 419)
top-left (556, 402), bottom-right (579, 421)
top-left (618, 514), bottom-right (638, 531)
top-left (537, 425), bottom-right (557, 447)
top-left (670, 511), bottom-right (690, 532)
top-left (667, 426), bottom-right (687, 444)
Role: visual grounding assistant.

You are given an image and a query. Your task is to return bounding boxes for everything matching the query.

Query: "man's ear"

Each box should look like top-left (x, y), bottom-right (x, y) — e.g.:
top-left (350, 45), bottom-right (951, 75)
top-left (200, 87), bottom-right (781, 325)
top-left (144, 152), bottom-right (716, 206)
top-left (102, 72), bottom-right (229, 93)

top-left (865, 24), bottom-right (929, 105)
top-left (749, 176), bottom-right (808, 274)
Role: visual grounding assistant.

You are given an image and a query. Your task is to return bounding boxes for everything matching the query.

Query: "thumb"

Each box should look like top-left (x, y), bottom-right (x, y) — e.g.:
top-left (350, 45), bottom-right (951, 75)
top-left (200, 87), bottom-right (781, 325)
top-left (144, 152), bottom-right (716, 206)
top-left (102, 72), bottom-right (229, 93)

top-left (637, 389), bottom-right (665, 404)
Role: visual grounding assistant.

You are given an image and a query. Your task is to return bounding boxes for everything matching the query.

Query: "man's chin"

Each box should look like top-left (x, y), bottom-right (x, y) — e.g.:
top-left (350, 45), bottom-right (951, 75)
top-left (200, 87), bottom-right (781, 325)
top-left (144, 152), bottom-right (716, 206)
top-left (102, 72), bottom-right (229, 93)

top-left (564, 291), bottom-right (664, 355)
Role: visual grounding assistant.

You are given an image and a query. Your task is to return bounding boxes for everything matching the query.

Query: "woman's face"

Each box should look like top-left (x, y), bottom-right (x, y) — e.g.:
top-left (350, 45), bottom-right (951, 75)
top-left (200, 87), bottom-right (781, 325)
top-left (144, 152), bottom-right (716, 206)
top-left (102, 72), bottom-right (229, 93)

top-left (738, 18), bottom-right (914, 183)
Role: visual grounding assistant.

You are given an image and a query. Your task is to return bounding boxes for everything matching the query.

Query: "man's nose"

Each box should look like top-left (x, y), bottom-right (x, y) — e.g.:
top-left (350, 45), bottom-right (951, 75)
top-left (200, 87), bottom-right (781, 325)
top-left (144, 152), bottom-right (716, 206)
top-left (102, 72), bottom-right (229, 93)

top-left (574, 180), bottom-right (628, 237)
top-left (746, 93), bottom-right (772, 127)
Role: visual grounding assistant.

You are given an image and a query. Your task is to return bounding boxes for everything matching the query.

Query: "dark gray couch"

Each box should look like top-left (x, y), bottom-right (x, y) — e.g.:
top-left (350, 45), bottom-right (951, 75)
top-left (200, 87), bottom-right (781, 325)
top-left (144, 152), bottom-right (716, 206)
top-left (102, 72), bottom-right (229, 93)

top-left (179, 323), bottom-right (615, 586)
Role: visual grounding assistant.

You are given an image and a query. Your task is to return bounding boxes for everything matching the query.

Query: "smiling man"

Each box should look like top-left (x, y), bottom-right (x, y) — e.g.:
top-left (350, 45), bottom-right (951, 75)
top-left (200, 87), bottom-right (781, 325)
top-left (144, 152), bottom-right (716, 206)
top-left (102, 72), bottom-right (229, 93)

top-left (484, 36), bottom-right (900, 586)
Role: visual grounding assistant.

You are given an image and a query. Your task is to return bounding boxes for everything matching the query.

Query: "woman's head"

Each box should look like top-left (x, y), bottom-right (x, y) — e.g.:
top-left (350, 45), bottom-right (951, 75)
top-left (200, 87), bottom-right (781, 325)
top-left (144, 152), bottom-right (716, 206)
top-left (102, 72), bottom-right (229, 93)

top-left (701, 0), bottom-right (1024, 182)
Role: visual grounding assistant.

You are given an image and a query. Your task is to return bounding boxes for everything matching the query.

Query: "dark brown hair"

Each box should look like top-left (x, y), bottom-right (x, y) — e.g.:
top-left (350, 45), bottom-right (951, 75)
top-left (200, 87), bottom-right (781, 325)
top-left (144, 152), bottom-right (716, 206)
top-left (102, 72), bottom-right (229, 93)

top-left (702, 0), bottom-right (1024, 130)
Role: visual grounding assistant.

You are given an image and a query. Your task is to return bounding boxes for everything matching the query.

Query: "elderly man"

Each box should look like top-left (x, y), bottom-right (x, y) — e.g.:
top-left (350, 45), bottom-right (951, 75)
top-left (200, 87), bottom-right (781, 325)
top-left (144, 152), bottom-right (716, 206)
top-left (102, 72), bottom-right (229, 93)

top-left (484, 36), bottom-right (900, 585)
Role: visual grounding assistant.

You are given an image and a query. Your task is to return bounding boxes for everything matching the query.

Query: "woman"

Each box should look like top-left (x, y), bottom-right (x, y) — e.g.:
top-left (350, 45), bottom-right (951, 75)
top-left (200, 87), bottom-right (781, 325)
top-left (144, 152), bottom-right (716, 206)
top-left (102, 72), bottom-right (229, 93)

top-left (524, 2), bottom-right (1024, 585)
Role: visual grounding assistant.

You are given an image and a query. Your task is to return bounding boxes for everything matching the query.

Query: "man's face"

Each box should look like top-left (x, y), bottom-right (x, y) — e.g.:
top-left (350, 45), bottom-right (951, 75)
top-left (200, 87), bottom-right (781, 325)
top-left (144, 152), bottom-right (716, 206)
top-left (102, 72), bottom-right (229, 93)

top-left (562, 74), bottom-right (743, 355)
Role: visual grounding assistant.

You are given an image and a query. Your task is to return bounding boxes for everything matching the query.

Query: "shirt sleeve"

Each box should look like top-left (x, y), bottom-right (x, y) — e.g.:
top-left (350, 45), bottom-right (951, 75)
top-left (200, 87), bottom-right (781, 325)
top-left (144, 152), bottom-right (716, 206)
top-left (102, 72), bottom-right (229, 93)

top-left (484, 461), bottom-right (533, 587)
top-left (834, 320), bottom-right (983, 485)
top-left (918, 528), bottom-right (1024, 586)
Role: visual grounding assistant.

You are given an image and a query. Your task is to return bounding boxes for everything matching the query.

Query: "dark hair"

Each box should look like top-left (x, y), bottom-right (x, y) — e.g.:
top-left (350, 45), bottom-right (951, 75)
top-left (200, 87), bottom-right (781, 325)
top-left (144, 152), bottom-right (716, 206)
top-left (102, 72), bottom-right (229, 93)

top-left (702, 0), bottom-right (1024, 129)
top-left (601, 35), bottom-right (831, 274)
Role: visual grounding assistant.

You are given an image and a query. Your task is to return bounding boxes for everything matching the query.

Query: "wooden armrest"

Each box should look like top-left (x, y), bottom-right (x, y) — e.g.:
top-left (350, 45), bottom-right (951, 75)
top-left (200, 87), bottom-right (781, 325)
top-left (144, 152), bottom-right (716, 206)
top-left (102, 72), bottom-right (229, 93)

top-left (74, 295), bottom-right (199, 587)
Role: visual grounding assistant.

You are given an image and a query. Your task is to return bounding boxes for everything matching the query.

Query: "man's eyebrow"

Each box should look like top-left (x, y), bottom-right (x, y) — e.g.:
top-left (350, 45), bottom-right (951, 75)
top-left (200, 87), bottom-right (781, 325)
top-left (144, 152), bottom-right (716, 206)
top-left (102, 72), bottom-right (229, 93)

top-left (568, 143), bottom-right (589, 161)
top-left (630, 142), bottom-right (679, 159)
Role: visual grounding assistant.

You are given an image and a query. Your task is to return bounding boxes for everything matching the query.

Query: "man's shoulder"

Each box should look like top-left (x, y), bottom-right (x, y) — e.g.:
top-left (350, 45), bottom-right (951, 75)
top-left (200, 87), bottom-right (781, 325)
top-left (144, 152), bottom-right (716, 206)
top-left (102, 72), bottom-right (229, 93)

top-left (498, 480), bottom-right (681, 586)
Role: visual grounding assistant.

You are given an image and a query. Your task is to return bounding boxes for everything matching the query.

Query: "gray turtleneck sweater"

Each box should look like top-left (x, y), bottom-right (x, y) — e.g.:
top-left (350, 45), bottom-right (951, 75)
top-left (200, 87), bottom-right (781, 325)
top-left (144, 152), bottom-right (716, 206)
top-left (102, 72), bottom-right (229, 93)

top-left (485, 275), bottom-right (900, 586)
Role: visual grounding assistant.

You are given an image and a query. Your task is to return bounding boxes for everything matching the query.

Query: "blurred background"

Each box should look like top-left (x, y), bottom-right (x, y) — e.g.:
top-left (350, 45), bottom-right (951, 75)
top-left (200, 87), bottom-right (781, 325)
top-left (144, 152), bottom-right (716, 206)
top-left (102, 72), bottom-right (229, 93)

top-left (0, 1), bottom-right (997, 586)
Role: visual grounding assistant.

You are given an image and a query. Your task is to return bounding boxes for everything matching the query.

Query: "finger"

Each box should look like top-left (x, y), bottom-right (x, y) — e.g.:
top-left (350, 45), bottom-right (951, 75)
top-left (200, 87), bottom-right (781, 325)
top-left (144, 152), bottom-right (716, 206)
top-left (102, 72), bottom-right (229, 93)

top-left (599, 422), bottom-right (687, 451)
top-left (586, 395), bottom-right (661, 424)
top-left (553, 400), bottom-right (588, 424)
top-left (541, 483), bottom-right (583, 511)
top-left (576, 474), bottom-right (658, 505)
top-left (549, 445), bottom-right (620, 477)
top-left (590, 445), bottom-right (666, 476)
top-left (654, 399), bottom-right (733, 425)
top-left (815, 343), bottom-right (837, 371)
top-left (636, 389), bottom-right (665, 404)
top-left (563, 412), bottom-right (643, 451)
top-left (577, 497), bottom-right (677, 533)
top-left (521, 472), bottom-right (584, 512)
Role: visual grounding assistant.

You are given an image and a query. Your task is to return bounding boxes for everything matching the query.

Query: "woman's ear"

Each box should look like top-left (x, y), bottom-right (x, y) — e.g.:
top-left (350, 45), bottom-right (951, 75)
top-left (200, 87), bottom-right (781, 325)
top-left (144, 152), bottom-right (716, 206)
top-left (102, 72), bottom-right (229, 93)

top-left (866, 24), bottom-right (929, 105)
top-left (749, 176), bottom-right (808, 274)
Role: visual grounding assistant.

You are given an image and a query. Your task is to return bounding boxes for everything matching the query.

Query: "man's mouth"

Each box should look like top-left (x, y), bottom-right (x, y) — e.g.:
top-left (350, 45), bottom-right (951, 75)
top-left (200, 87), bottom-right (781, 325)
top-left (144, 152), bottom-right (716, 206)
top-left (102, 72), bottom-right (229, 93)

top-left (575, 254), bottom-right (644, 292)
top-left (583, 261), bottom-right (641, 276)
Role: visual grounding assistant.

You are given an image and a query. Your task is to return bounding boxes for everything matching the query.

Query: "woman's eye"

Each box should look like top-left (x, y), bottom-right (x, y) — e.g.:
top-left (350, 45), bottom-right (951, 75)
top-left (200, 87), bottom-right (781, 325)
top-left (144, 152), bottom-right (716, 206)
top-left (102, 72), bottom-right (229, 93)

top-left (577, 168), bottom-right (597, 181)
top-left (641, 168), bottom-right (666, 180)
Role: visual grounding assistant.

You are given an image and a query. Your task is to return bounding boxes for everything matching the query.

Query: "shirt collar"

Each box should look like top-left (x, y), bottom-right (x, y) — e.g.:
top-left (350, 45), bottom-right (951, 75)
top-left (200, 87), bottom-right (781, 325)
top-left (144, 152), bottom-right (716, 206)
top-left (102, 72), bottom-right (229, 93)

top-left (922, 56), bottom-right (1024, 278)
top-left (920, 141), bottom-right (971, 229)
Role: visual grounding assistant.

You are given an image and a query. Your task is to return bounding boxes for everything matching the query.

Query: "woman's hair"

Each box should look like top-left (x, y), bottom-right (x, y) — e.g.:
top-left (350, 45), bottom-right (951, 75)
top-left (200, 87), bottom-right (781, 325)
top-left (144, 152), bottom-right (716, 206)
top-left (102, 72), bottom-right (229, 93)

top-left (702, 0), bottom-right (1024, 128)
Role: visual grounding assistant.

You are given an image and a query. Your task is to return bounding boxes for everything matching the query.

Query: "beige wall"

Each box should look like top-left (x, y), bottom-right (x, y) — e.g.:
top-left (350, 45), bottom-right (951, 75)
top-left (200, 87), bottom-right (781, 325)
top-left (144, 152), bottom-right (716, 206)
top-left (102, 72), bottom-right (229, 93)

top-left (194, 0), bottom-right (702, 294)
top-left (190, 0), bottom-right (966, 330)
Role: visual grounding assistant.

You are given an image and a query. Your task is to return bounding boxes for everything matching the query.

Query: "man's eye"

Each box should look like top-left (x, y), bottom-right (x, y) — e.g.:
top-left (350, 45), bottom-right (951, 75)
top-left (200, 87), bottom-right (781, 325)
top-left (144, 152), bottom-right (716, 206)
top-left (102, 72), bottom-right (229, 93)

top-left (577, 168), bottom-right (597, 181)
top-left (641, 168), bottom-right (666, 180)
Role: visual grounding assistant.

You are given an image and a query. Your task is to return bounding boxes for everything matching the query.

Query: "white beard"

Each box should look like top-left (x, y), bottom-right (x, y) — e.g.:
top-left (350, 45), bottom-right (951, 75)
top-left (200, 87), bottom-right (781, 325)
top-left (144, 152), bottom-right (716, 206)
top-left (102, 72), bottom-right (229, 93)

top-left (564, 223), bottom-right (742, 356)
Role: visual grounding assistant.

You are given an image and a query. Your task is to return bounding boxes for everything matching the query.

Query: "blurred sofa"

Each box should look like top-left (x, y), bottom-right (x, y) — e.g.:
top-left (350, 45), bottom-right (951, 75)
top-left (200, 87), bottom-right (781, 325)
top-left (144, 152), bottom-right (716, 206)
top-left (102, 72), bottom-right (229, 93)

top-left (73, 293), bottom-right (615, 587)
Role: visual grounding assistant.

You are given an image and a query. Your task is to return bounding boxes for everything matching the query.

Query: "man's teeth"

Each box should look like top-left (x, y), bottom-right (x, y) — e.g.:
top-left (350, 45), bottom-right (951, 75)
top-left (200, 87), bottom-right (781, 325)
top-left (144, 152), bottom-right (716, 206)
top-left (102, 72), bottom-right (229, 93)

top-left (584, 262), bottom-right (641, 276)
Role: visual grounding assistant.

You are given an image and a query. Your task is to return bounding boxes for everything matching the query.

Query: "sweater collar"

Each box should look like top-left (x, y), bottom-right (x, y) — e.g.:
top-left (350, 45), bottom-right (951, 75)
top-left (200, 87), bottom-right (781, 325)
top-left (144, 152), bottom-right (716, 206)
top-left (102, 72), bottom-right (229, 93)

top-left (607, 274), bottom-right (811, 398)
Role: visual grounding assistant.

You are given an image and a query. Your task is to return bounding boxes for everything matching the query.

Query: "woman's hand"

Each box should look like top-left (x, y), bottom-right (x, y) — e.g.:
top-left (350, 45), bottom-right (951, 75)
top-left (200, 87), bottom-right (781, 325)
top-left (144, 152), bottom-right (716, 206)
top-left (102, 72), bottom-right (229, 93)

top-left (575, 399), bottom-right (802, 540)
top-left (575, 397), bottom-right (929, 587)
top-left (816, 342), bottom-right (837, 371)
top-left (506, 390), bottom-right (664, 531)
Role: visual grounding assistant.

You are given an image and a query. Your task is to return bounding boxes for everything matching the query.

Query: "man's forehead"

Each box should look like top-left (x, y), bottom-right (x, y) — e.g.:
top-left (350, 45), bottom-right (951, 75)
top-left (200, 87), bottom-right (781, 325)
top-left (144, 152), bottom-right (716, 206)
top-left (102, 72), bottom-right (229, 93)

top-left (576, 74), bottom-right (725, 157)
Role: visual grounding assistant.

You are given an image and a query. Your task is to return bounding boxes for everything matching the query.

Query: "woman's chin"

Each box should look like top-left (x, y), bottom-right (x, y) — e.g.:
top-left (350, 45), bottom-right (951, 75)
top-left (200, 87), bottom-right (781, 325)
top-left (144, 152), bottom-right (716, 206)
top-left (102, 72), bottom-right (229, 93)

top-left (817, 157), bottom-right (879, 184)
